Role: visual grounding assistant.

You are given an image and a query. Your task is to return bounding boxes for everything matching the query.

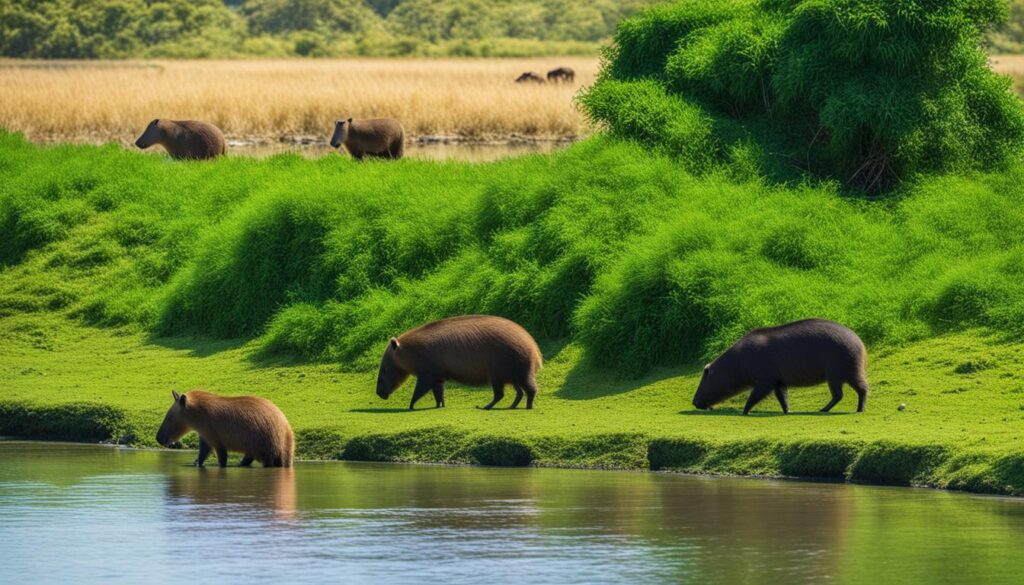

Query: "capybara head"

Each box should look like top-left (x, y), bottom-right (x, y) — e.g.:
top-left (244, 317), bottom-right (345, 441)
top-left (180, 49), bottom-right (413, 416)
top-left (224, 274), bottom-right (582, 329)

top-left (135, 119), bottom-right (164, 149)
top-left (692, 354), bottom-right (745, 410)
top-left (156, 390), bottom-right (190, 447)
top-left (376, 338), bottom-right (410, 399)
top-left (330, 118), bottom-right (352, 149)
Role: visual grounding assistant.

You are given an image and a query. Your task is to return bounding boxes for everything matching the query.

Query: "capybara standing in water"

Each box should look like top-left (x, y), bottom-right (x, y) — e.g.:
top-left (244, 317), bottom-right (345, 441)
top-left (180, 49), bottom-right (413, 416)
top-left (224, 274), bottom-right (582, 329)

top-left (546, 67), bottom-right (575, 83)
top-left (376, 315), bottom-right (543, 410)
top-left (515, 72), bottom-right (545, 84)
top-left (691, 319), bottom-right (869, 415)
top-left (156, 390), bottom-right (294, 468)
top-left (330, 117), bottom-right (404, 160)
top-left (134, 119), bottom-right (225, 160)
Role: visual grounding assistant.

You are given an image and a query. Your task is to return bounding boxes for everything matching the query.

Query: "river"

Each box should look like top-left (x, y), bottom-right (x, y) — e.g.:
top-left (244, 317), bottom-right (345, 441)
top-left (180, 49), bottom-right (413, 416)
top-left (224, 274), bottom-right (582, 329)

top-left (0, 441), bottom-right (1021, 584)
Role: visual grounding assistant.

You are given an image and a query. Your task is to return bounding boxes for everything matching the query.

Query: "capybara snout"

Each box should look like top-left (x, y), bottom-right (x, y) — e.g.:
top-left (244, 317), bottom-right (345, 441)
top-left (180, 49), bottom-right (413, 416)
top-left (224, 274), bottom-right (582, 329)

top-left (692, 319), bottom-right (869, 415)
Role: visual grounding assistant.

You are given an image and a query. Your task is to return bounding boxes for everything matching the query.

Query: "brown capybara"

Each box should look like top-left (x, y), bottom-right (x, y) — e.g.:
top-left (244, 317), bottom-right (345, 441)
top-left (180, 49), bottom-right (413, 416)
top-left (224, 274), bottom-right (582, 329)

top-left (376, 315), bottom-right (543, 411)
top-left (156, 390), bottom-right (294, 468)
top-left (134, 119), bottom-right (225, 160)
top-left (546, 67), bottom-right (575, 83)
top-left (515, 72), bottom-right (545, 84)
top-left (692, 319), bottom-right (869, 415)
top-left (330, 117), bottom-right (404, 160)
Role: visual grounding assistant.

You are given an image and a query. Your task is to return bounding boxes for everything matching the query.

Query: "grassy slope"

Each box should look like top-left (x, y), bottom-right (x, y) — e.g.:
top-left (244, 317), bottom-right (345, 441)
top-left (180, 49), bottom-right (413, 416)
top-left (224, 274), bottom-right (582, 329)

top-left (1, 133), bottom-right (1024, 494)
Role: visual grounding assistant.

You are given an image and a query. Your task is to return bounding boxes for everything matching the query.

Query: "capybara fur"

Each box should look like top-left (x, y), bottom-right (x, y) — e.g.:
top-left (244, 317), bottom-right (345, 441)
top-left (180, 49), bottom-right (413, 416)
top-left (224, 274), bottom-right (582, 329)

top-left (134, 119), bottom-right (225, 160)
top-left (156, 390), bottom-right (294, 468)
top-left (330, 117), bottom-right (404, 160)
top-left (546, 67), bottom-right (575, 83)
top-left (692, 319), bottom-right (869, 415)
top-left (376, 315), bottom-right (543, 410)
top-left (515, 72), bottom-right (545, 84)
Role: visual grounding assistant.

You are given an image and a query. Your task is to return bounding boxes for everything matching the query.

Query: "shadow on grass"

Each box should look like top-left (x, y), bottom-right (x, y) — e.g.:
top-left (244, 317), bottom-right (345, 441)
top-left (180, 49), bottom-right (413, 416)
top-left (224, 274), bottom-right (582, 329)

top-left (554, 359), bottom-right (703, 400)
top-left (349, 408), bottom-right (418, 414)
top-left (147, 335), bottom-right (250, 359)
top-left (678, 409), bottom-right (847, 417)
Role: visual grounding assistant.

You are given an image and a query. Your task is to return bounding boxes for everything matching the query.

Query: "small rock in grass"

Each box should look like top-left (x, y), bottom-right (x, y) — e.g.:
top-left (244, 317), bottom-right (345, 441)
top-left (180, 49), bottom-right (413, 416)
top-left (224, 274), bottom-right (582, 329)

top-left (898, 403), bottom-right (906, 411)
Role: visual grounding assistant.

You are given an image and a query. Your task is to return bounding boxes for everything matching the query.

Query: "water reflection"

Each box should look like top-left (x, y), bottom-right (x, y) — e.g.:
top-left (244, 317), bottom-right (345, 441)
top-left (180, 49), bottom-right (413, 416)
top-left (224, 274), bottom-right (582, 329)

top-left (1, 442), bottom-right (1022, 585)
top-left (217, 140), bottom-right (568, 162)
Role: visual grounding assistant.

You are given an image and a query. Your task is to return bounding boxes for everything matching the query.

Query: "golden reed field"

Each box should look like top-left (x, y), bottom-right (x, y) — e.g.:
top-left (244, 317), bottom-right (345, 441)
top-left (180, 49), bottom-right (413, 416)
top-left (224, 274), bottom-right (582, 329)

top-left (0, 58), bottom-right (599, 144)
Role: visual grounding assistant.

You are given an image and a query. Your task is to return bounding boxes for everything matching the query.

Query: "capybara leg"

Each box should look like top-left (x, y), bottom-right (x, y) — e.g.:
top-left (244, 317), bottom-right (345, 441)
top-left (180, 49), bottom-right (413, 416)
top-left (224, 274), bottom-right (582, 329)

top-left (216, 447), bottom-right (228, 468)
top-left (821, 379), bottom-right (844, 412)
top-left (432, 383), bottom-right (446, 408)
top-left (852, 378), bottom-right (869, 413)
top-left (524, 379), bottom-right (539, 410)
top-left (195, 438), bottom-right (211, 467)
top-left (774, 384), bottom-right (790, 414)
top-left (483, 382), bottom-right (505, 410)
top-left (743, 385), bottom-right (773, 415)
top-left (409, 378), bottom-right (433, 410)
top-left (509, 385), bottom-right (525, 409)
top-left (239, 455), bottom-right (254, 467)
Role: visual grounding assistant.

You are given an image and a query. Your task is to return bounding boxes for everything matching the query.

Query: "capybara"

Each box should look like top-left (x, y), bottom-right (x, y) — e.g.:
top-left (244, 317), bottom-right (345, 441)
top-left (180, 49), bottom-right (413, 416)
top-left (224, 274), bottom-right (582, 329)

top-left (376, 315), bottom-right (543, 410)
top-left (691, 319), bottom-right (869, 415)
top-left (330, 117), bottom-right (404, 160)
top-left (156, 390), bottom-right (295, 468)
top-left (134, 119), bottom-right (225, 160)
top-left (515, 72), bottom-right (545, 84)
top-left (546, 67), bottom-right (575, 83)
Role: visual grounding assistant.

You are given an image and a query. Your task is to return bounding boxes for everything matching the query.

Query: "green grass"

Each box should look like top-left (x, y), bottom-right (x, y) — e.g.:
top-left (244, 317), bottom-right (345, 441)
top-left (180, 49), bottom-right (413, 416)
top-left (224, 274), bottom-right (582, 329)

top-left (2, 132), bottom-right (1024, 494)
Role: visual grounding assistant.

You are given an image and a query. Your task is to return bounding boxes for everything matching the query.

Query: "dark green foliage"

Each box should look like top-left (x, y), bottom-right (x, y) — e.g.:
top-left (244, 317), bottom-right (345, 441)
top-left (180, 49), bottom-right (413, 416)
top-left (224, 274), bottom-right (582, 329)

top-left (0, 401), bottom-right (133, 442)
top-left (0, 0), bottom-right (658, 58)
top-left (848, 442), bottom-right (948, 485)
top-left (468, 436), bottom-right (534, 466)
top-left (584, 0), bottom-right (1024, 192)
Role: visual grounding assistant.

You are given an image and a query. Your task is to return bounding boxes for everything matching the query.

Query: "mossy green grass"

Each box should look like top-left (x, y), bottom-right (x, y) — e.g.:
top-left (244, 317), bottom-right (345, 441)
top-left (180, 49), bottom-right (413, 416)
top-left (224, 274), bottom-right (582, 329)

top-left (2, 132), bottom-right (1024, 495)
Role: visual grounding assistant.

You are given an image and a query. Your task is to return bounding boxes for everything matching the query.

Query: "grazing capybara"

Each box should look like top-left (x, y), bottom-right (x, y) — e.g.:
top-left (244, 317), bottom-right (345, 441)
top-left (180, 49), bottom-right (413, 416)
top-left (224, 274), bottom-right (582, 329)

top-left (156, 390), bottom-right (294, 468)
top-left (691, 319), bottom-right (869, 415)
top-left (330, 117), bottom-right (404, 160)
top-left (376, 315), bottom-right (543, 410)
top-left (134, 119), bottom-right (225, 160)
top-left (546, 67), bottom-right (575, 83)
top-left (515, 72), bottom-right (545, 84)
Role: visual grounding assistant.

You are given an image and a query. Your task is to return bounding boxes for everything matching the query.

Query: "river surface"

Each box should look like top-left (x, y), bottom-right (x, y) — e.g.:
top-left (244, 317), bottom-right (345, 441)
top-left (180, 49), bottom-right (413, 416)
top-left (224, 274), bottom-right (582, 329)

top-left (0, 441), bottom-right (1022, 584)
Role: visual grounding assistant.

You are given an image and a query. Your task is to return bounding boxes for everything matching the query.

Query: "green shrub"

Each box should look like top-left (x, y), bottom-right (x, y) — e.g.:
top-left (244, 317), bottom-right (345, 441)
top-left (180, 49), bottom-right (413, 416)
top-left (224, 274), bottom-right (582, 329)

top-left (584, 0), bottom-right (1024, 192)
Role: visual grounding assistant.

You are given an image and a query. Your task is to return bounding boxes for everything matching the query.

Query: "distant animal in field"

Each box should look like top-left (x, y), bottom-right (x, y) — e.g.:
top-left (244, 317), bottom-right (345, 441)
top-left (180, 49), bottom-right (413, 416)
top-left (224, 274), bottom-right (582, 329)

top-left (330, 117), bottom-right (404, 160)
top-left (691, 319), bottom-right (869, 415)
top-left (376, 315), bottom-right (543, 410)
top-left (515, 72), bottom-right (545, 84)
top-left (156, 390), bottom-right (294, 468)
top-left (546, 67), bottom-right (575, 83)
top-left (134, 119), bottom-right (225, 160)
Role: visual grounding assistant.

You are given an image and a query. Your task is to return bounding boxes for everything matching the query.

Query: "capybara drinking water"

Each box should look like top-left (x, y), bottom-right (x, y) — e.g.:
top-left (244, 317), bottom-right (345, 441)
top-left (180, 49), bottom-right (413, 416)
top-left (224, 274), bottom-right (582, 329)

top-left (691, 319), bottom-right (869, 415)
top-left (515, 72), bottom-right (545, 84)
top-left (330, 117), bottom-right (405, 160)
top-left (134, 119), bottom-right (225, 160)
top-left (376, 315), bottom-right (543, 410)
top-left (156, 390), bottom-right (294, 468)
top-left (546, 67), bottom-right (575, 83)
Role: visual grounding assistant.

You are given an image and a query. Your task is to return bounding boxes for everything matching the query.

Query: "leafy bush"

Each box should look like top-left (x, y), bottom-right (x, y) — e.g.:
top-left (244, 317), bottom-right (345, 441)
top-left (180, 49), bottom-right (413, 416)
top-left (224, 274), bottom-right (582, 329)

top-left (584, 0), bottom-right (1024, 193)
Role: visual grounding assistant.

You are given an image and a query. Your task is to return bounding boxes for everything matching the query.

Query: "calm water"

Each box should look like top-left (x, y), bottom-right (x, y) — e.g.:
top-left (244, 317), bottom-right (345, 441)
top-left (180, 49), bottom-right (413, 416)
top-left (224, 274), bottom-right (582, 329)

top-left (1, 442), bottom-right (1022, 585)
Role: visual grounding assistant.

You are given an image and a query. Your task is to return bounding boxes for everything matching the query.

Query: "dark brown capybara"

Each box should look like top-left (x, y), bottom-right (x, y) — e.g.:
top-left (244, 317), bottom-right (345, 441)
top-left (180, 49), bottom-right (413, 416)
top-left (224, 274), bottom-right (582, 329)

top-left (134, 119), bottom-right (225, 160)
top-left (515, 72), bottom-right (545, 84)
top-left (691, 319), bottom-right (869, 415)
top-left (156, 390), bottom-right (295, 468)
top-left (330, 117), bottom-right (405, 160)
top-left (376, 315), bottom-right (543, 411)
top-left (546, 67), bottom-right (575, 83)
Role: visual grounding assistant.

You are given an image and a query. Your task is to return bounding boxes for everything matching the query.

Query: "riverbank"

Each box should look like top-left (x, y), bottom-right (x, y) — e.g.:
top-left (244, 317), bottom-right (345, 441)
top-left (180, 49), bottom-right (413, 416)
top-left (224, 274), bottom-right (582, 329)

top-left (2, 313), bottom-right (1023, 494)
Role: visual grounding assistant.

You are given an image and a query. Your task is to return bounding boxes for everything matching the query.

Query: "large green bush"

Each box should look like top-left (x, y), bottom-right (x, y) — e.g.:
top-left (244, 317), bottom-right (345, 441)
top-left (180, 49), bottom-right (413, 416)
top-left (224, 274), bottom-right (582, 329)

top-left (584, 0), bottom-right (1024, 192)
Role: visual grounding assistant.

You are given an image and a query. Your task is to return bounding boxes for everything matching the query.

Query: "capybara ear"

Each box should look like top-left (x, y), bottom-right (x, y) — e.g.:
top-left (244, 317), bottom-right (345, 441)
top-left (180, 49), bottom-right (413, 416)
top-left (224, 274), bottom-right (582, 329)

top-left (347, 117), bottom-right (353, 123)
top-left (178, 393), bottom-right (187, 407)
top-left (390, 337), bottom-right (400, 350)
top-left (171, 390), bottom-right (180, 401)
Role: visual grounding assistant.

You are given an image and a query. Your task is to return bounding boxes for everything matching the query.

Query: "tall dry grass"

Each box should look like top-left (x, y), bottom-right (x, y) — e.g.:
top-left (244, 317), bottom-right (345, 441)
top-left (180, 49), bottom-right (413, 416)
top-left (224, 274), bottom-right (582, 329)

top-left (0, 58), bottom-right (598, 143)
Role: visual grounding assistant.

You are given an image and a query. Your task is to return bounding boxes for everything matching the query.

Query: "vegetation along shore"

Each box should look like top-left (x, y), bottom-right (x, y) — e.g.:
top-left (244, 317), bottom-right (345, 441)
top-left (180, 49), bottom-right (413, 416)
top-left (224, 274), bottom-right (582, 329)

top-left (4, 0), bottom-right (1024, 497)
